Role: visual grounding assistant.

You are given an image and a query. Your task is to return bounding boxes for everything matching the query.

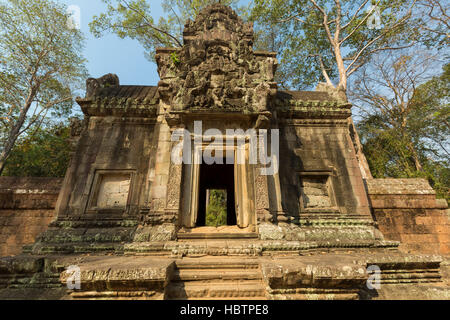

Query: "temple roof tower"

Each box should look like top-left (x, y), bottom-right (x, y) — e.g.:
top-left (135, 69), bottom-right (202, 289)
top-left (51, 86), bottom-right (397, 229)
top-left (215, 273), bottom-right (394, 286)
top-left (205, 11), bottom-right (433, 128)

top-left (155, 4), bottom-right (277, 113)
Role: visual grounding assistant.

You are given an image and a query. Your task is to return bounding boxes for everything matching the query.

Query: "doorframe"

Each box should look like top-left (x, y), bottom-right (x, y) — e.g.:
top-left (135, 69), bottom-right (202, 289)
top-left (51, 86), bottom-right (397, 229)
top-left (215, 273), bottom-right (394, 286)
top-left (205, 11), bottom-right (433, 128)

top-left (182, 137), bottom-right (255, 229)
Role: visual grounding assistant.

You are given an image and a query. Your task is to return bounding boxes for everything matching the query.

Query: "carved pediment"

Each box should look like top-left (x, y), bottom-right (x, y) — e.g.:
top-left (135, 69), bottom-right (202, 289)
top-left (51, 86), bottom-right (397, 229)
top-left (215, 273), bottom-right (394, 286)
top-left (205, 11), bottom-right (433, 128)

top-left (156, 4), bottom-right (277, 112)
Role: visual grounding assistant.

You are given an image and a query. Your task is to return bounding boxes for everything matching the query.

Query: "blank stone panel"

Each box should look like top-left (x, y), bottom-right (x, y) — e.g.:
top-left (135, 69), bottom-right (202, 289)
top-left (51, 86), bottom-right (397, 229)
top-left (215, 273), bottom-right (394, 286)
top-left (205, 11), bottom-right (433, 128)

top-left (95, 174), bottom-right (131, 208)
top-left (300, 176), bottom-right (332, 208)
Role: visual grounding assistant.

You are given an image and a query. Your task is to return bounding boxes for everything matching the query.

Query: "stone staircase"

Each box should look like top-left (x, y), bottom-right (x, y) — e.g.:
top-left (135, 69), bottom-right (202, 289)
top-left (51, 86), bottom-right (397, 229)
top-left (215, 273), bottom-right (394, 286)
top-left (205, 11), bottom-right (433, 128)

top-left (165, 258), bottom-right (267, 300)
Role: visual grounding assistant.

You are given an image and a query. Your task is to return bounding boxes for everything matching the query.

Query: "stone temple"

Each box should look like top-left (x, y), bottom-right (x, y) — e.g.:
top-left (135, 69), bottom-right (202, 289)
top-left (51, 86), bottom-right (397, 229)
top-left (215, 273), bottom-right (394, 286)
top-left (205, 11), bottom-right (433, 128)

top-left (0, 4), bottom-right (449, 300)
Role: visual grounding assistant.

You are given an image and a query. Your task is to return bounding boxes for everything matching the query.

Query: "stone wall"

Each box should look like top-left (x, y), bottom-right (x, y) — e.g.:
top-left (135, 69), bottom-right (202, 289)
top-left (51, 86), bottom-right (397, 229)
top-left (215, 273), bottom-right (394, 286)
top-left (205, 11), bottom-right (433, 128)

top-left (367, 179), bottom-right (450, 255)
top-left (54, 115), bottom-right (157, 219)
top-left (277, 120), bottom-right (373, 221)
top-left (0, 177), bottom-right (62, 257)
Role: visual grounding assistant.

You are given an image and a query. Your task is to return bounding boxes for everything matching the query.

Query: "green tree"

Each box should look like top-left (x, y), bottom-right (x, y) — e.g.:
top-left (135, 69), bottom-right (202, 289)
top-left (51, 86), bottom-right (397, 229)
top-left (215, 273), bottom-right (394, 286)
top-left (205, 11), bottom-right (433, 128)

top-left (1, 122), bottom-right (72, 178)
top-left (415, 0), bottom-right (449, 48)
top-left (250, 0), bottom-right (424, 179)
top-left (358, 114), bottom-right (449, 203)
top-left (250, 0), bottom-right (419, 92)
top-left (0, 0), bottom-right (87, 174)
top-left (206, 189), bottom-right (227, 227)
top-left (90, 0), bottom-right (241, 61)
top-left (353, 53), bottom-right (449, 202)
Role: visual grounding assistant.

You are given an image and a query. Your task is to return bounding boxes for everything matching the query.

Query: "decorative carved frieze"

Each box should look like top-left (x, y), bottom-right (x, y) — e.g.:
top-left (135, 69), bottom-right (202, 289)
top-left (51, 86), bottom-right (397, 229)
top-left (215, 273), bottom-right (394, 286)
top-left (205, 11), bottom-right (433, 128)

top-left (156, 4), bottom-right (277, 113)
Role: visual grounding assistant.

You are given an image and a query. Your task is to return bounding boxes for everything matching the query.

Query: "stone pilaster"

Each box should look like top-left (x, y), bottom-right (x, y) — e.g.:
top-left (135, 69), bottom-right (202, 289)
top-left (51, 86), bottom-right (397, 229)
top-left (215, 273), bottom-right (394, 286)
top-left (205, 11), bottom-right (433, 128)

top-left (164, 114), bottom-right (185, 224)
top-left (255, 166), bottom-right (271, 223)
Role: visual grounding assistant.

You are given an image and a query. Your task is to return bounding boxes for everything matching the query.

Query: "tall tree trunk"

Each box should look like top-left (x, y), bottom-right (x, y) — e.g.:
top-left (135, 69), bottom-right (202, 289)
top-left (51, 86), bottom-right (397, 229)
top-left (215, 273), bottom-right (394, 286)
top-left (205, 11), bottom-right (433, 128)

top-left (408, 143), bottom-right (423, 172)
top-left (334, 45), bottom-right (347, 93)
top-left (0, 88), bottom-right (36, 174)
top-left (348, 117), bottom-right (373, 179)
top-left (336, 47), bottom-right (372, 179)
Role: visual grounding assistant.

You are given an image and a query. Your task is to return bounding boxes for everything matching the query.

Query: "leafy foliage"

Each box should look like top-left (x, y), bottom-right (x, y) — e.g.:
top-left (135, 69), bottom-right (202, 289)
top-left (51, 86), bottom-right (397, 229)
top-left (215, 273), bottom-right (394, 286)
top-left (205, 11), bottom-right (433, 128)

top-left (359, 114), bottom-right (449, 203)
top-left (205, 189), bottom-right (227, 227)
top-left (415, 0), bottom-right (449, 49)
top-left (356, 61), bottom-right (449, 202)
top-left (0, 0), bottom-right (87, 173)
top-left (90, 0), bottom-right (240, 61)
top-left (250, 0), bottom-right (419, 90)
top-left (1, 123), bottom-right (72, 177)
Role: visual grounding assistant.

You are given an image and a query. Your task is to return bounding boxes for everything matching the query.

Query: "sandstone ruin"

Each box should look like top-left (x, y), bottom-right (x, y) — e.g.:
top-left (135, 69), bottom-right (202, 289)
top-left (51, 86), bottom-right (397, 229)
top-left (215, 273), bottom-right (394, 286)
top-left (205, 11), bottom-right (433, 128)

top-left (0, 4), bottom-right (448, 300)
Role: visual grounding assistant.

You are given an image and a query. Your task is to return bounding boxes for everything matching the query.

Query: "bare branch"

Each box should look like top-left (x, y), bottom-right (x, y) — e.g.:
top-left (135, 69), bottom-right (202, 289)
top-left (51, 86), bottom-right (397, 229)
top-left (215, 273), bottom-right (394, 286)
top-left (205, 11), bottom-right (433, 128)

top-left (340, 0), bottom-right (381, 44)
top-left (313, 54), bottom-right (334, 86)
top-left (308, 0), bottom-right (335, 46)
top-left (278, 14), bottom-right (322, 27)
top-left (347, 44), bottom-right (414, 76)
top-left (341, 0), bottom-right (370, 30)
top-left (345, 1), bottom-right (416, 75)
top-left (121, 0), bottom-right (182, 47)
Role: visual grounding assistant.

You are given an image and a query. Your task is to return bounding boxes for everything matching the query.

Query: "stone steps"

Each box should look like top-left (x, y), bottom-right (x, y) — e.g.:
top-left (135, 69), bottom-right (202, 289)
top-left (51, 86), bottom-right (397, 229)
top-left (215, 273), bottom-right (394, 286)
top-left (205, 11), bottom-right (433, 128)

top-left (174, 269), bottom-right (262, 281)
top-left (0, 273), bottom-right (61, 289)
top-left (177, 233), bottom-right (259, 240)
top-left (165, 258), bottom-right (267, 300)
top-left (166, 281), bottom-right (267, 299)
top-left (185, 297), bottom-right (266, 300)
top-left (175, 258), bottom-right (260, 270)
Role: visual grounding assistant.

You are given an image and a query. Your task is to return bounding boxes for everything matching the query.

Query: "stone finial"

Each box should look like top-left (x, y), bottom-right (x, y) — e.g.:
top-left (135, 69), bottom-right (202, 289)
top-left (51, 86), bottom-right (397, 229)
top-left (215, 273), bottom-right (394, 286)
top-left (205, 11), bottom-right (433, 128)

top-left (86, 73), bottom-right (120, 98)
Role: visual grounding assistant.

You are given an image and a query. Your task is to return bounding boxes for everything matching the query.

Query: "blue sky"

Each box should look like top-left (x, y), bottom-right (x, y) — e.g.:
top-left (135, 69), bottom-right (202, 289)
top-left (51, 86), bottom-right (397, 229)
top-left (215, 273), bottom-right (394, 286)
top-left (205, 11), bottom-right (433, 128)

top-left (60, 1), bottom-right (250, 87)
top-left (60, 0), bottom-right (165, 86)
top-left (56, 0), bottom-right (251, 117)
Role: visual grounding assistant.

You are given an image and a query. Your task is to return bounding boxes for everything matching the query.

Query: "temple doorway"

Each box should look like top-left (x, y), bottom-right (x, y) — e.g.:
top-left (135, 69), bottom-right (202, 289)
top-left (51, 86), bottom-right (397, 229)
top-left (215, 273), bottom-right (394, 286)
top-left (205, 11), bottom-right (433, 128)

top-left (196, 162), bottom-right (237, 227)
top-left (180, 141), bottom-right (256, 232)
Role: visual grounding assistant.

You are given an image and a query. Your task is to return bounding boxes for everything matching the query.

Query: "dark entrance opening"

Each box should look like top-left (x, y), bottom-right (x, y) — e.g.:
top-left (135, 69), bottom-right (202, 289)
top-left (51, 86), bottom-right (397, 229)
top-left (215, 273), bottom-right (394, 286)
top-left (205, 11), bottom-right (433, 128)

top-left (196, 162), bottom-right (236, 226)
